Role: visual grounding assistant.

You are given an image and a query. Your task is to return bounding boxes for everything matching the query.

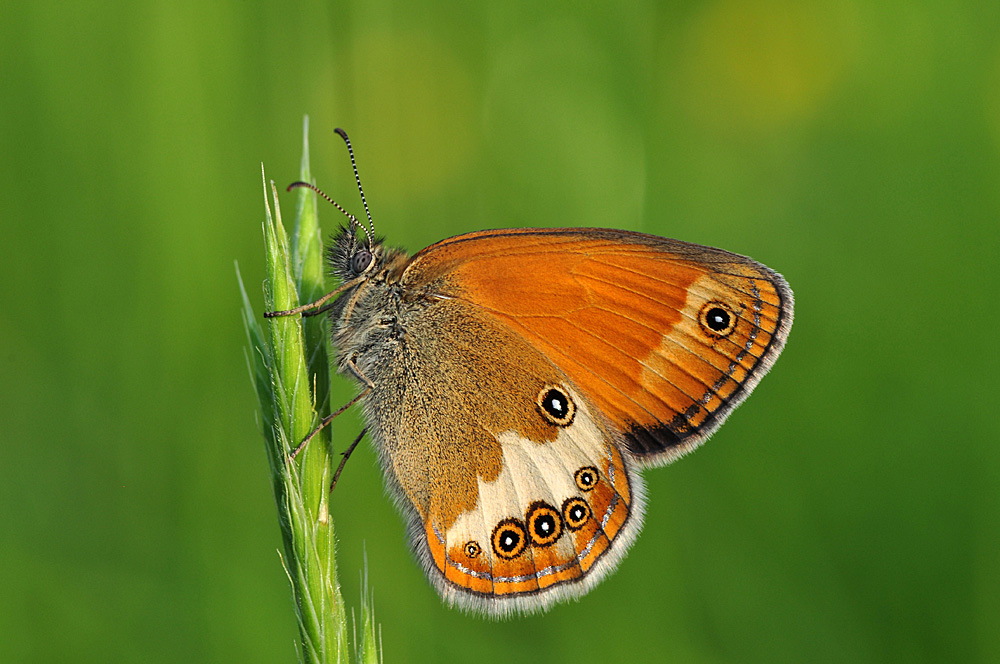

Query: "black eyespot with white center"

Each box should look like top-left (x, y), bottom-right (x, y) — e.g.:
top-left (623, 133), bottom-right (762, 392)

top-left (464, 541), bottom-right (481, 559)
top-left (699, 301), bottom-right (737, 337)
top-left (707, 308), bottom-right (730, 331)
top-left (574, 466), bottom-right (599, 492)
top-left (350, 249), bottom-right (373, 275)
top-left (537, 384), bottom-right (575, 426)
top-left (525, 501), bottom-right (563, 547)
top-left (562, 497), bottom-right (591, 531)
top-left (491, 519), bottom-right (527, 559)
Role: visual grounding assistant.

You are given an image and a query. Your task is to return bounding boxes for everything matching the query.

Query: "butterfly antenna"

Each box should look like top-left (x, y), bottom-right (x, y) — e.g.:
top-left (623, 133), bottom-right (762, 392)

top-left (286, 181), bottom-right (373, 248)
top-left (334, 128), bottom-right (376, 248)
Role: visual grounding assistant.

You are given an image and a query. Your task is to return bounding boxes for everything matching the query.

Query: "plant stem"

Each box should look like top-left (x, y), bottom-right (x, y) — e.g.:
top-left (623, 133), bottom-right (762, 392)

top-left (240, 117), bottom-right (379, 663)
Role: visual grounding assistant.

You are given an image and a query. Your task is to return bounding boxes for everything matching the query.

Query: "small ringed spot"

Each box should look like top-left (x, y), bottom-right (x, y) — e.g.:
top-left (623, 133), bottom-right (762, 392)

top-left (574, 466), bottom-right (599, 492)
top-left (464, 541), bottom-right (481, 559)
top-left (537, 384), bottom-right (575, 426)
top-left (491, 518), bottom-right (527, 559)
top-left (562, 497), bottom-right (591, 531)
top-left (525, 501), bottom-right (563, 547)
top-left (699, 301), bottom-right (737, 337)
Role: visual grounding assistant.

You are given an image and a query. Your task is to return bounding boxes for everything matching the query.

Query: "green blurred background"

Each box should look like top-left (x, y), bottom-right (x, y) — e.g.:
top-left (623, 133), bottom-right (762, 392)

top-left (2, 0), bottom-right (998, 662)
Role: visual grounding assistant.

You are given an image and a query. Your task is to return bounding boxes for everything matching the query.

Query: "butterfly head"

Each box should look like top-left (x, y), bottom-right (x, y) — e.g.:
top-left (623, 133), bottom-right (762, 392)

top-left (324, 224), bottom-right (413, 366)
top-left (328, 222), bottom-right (381, 283)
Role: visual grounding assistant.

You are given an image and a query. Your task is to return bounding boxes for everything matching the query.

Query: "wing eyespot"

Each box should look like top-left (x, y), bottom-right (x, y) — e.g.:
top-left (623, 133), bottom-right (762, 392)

top-left (525, 501), bottom-right (563, 547)
top-left (574, 466), bottom-right (599, 492)
top-left (699, 301), bottom-right (738, 337)
top-left (491, 519), bottom-right (528, 559)
top-left (463, 541), bottom-right (481, 559)
top-left (562, 497), bottom-right (592, 531)
top-left (537, 384), bottom-right (575, 426)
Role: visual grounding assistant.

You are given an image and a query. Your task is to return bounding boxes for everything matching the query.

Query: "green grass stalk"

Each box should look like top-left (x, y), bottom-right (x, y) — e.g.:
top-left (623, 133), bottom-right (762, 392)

top-left (239, 117), bottom-right (380, 663)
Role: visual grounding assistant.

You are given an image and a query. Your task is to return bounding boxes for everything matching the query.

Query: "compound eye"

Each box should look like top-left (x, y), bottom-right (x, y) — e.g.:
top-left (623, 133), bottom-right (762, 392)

top-left (351, 249), bottom-right (373, 274)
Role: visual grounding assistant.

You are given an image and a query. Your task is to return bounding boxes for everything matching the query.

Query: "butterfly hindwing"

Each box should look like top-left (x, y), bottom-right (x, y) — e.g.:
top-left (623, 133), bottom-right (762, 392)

top-left (427, 390), bottom-right (640, 614)
top-left (358, 290), bottom-right (641, 615)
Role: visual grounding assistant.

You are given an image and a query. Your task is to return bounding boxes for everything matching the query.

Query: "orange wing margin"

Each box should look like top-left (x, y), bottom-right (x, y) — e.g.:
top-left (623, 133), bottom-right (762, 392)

top-left (401, 228), bottom-right (793, 464)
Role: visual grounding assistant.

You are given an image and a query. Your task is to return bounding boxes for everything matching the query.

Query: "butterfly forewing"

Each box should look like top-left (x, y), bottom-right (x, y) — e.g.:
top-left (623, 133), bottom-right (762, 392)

top-left (402, 228), bottom-right (793, 466)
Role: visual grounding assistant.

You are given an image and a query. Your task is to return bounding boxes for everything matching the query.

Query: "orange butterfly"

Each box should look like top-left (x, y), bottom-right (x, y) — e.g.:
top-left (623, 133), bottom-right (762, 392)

top-left (268, 130), bottom-right (793, 616)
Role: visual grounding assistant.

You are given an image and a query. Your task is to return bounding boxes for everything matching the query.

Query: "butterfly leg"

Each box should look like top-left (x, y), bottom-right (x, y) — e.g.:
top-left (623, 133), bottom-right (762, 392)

top-left (263, 275), bottom-right (365, 319)
top-left (288, 388), bottom-right (370, 461)
top-left (301, 300), bottom-right (339, 317)
top-left (329, 427), bottom-right (367, 493)
top-left (345, 355), bottom-right (376, 389)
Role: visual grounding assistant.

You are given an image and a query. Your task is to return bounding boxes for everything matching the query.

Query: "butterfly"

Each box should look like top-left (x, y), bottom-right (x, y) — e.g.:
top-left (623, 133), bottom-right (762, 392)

top-left (267, 129), bottom-right (794, 617)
